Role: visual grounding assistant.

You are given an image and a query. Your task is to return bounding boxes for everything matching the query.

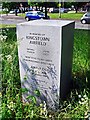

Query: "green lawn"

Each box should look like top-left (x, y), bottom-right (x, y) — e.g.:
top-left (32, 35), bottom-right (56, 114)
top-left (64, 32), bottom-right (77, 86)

top-left (0, 11), bottom-right (7, 14)
top-left (0, 24), bottom-right (16, 28)
top-left (1, 26), bottom-right (90, 119)
top-left (49, 13), bottom-right (84, 20)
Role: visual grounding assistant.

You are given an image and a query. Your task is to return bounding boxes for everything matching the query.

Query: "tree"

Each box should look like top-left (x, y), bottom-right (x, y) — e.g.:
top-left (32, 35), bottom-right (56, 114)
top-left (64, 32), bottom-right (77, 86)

top-left (85, 2), bottom-right (90, 12)
top-left (64, 2), bottom-right (87, 13)
top-left (2, 2), bottom-right (19, 11)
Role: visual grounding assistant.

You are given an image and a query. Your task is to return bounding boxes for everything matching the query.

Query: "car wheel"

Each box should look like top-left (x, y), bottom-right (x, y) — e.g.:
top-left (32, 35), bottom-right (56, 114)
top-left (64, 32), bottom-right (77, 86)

top-left (41, 18), bottom-right (43, 20)
top-left (81, 19), bottom-right (86, 24)
top-left (25, 17), bottom-right (30, 21)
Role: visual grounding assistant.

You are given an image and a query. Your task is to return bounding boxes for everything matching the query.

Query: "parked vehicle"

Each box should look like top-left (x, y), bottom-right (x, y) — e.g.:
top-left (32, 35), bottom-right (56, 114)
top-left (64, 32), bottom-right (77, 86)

top-left (51, 8), bottom-right (69, 13)
top-left (81, 12), bottom-right (90, 24)
top-left (9, 9), bottom-right (19, 14)
top-left (60, 8), bottom-right (69, 13)
top-left (51, 8), bottom-right (59, 13)
top-left (25, 11), bottom-right (50, 21)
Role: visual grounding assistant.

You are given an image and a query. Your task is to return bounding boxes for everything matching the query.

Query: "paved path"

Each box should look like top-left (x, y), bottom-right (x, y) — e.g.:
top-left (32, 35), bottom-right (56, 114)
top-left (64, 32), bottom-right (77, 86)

top-left (0, 14), bottom-right (90, 30)
top-left (0, 14), bottom-right (26, 24)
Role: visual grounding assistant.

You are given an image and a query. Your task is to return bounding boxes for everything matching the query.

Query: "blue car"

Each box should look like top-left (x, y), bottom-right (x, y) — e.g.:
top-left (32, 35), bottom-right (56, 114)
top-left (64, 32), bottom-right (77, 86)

top-left (25, 11), bottom-right (50, 21)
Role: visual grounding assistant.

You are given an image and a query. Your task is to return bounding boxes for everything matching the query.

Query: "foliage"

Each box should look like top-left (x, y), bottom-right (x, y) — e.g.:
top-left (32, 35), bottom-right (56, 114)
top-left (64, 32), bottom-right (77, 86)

top-left (64, 2), bottom-right (86, 13)
top-left (2, 2), bottom-right (20, 11)
top-left (0, 27), bottom-right (90, 119)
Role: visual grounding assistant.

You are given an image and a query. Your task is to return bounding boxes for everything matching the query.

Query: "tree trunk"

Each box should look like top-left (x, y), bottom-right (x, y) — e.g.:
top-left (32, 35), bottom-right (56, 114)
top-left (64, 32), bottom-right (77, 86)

top-left (36, 5), bottom-right (38, 11)
top-left (44, 2), bottom-right (47, 19)
top-left (75, 6), bottom-right (78, 13)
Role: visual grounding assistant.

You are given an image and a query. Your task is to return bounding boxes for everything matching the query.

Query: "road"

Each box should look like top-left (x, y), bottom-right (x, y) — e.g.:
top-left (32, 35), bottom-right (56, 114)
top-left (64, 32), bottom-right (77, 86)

top-left (75, 21), bottom-right (90, 30)
top-left (0, 14), bottom-right (26, 25)
top-left (0, 14), bottom-right (90, 30)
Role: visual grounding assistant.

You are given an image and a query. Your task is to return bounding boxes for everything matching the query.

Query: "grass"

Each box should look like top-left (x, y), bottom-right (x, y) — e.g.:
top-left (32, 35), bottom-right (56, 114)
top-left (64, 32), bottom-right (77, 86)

top-left (49, 13), bottom-right (84, 20)
top-left (18, 13), bottom-right (25, 17)
top-left (0, 25), bottom-right (90, 119)
top-left (0, 24), bottom-right (16, 28)
top-left (18, 12), bottom-right (84, 20)
top-left (0, 11), bottom-right (7, 14)
top-left (73, 29), bottom-right (90, 72)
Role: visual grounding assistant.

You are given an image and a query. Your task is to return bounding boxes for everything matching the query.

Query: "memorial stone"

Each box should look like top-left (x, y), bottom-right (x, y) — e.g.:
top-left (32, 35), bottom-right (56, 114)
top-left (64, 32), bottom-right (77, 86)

top-left (17, 20), bottom-right (75, 109)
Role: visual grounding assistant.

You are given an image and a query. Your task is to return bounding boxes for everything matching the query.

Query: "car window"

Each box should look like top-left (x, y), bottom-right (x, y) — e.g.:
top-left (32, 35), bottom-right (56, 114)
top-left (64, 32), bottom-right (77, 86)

top-left (27, 12), bottom-right (33, 14)
top-left (37, 12), bottom-right (44, 15)
top-left (85, 13), bottom-right (90, 17)
top-left (28, 12), bottom-right (36, 15)
top-left (34, 13), bottom-right (38, 15)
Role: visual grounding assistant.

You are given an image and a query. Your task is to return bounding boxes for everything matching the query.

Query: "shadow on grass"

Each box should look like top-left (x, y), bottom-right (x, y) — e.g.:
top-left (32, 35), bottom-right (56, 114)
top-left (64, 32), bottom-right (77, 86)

top-left (72, 71), bottom-right (90, 92)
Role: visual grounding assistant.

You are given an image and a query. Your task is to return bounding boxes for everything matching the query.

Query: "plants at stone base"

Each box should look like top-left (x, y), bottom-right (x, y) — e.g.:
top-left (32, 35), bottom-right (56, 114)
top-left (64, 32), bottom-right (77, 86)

top-left (0, 28), bottom-right (48, 119)
top-left (57, 89), bottom-right (90, 119)
top-left (1, 27), bottom-right (90, 119)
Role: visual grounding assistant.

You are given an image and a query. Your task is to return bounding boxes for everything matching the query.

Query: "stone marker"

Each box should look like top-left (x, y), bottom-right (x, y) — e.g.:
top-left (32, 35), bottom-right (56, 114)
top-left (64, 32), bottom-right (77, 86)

top-left (17, 20), bottom-right (75, 109)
